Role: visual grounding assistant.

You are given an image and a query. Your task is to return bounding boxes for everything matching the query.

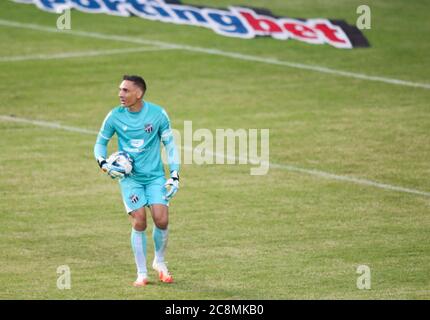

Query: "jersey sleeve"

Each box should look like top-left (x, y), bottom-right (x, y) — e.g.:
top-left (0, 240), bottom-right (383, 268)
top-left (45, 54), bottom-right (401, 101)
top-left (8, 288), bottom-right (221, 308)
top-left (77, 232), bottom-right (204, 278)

top-left (159, 109), bottom-right (180, 173)
top-left (94, 110), bottom-right (115, 160)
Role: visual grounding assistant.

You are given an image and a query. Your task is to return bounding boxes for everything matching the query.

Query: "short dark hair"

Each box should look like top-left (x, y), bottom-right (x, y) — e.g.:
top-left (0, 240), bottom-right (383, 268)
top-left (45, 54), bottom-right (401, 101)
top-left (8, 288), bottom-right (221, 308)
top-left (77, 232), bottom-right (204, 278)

top-left (123, 75), bottom-right (147, 93)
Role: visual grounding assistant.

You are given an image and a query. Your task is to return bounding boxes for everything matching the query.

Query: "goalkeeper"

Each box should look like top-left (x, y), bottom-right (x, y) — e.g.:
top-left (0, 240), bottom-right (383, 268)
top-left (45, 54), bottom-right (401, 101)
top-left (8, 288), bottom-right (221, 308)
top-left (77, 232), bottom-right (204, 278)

top-left (94, 75), bottom-right (180, 287)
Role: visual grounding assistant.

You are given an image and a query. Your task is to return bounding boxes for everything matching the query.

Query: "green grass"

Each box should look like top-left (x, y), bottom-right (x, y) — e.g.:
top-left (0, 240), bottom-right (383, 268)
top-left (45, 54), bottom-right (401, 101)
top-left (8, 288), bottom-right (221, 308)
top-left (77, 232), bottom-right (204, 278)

top-left (0, 0), bottom-right (429, 299)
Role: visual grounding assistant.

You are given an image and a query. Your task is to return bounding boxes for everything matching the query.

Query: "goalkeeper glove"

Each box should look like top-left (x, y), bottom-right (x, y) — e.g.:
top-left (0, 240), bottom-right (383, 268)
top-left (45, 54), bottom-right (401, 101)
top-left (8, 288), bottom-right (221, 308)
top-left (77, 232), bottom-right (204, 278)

top-left (97, 157), bottom-right (125, 179)
top-left (164, 170), bottom-right (179, 201)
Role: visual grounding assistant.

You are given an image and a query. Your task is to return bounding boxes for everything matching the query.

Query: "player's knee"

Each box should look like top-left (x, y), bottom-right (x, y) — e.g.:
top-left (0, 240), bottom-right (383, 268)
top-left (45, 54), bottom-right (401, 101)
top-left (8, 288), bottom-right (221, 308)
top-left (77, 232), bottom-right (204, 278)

top-left (154, 218), bottom-right (168, 230)
top-left (132, 219), bottom-right (147, 231)
top-left (132, 216), bottom-right (146, 231)
top-left (130, 208), bottom-right (147, 231)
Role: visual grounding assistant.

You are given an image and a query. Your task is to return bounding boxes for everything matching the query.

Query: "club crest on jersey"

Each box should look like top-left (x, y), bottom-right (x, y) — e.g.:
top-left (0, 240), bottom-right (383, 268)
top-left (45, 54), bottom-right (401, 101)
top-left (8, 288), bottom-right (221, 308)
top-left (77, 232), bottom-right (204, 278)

top-left (144, 124), bottom-right (153, 133)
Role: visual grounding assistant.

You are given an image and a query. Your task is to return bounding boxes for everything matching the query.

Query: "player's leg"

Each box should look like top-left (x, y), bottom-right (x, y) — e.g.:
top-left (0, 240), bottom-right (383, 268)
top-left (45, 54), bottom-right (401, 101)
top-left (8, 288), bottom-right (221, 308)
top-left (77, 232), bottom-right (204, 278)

top-left (129, 207), bottom-right (148, 286)
top-left (151, 204), bottom-right (169, 263)
top-left (130, 207), bottom-right (147, 231)
top-left (150, 204), bottom-right (173, 283)
top-left (120, 178), bottom-right (149, 286)
top-left (145, 177), bottom-right (173, 283)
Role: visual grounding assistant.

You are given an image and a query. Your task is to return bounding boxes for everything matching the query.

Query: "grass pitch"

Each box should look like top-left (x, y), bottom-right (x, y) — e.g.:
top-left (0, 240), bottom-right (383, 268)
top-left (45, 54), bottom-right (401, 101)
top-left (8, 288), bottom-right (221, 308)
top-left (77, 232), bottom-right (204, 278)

top-left (0, 0), bottom-right (429, 299)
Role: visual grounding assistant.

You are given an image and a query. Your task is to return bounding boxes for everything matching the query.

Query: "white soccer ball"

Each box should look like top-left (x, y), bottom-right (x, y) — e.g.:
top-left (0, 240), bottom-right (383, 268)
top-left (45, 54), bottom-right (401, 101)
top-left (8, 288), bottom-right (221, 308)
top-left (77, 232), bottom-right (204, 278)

top-left (107, 151), bottom-right (133, 175)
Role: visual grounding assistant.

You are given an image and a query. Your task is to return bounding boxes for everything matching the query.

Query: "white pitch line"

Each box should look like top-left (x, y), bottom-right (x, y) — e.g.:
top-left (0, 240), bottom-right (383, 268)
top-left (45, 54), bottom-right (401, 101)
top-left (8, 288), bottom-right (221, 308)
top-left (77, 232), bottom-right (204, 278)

top-left (0, 19), bottom-right (429, 89)
top-left (0, 115), bottom-right (97, 135)
top-left (268, 162), bottom-right (430, 197)
top-left (0, 46), bottom-right (177, 62)
top-left (1, 114), bottom-right (429, 198)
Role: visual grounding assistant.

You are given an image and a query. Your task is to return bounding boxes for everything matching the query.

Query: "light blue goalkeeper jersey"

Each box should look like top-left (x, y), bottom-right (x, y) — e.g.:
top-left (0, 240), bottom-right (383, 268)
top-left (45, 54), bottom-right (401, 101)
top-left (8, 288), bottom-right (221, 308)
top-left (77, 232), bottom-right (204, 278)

top-left (94, 101), bottom-right (180, 183)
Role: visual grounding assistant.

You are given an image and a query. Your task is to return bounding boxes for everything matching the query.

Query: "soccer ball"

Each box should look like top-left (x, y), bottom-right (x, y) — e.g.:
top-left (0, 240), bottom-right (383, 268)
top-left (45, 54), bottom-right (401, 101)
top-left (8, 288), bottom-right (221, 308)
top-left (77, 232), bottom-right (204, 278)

top-left (107, 151), bottom-right (133, 175)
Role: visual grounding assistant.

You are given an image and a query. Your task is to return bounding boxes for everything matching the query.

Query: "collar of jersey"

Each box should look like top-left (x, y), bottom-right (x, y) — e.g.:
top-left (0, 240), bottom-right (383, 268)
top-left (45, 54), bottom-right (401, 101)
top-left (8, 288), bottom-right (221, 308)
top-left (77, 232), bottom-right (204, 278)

top-left (126, 101), bottom-right (148, 118)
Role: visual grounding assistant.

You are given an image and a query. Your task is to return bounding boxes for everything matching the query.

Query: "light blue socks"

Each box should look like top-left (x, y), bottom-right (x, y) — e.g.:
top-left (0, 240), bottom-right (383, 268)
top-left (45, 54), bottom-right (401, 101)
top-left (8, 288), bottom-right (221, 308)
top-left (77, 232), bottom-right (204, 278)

top-left (131, 228), bottom-right (147, 276)
top-left (153, 226), bottom-right (169, 263)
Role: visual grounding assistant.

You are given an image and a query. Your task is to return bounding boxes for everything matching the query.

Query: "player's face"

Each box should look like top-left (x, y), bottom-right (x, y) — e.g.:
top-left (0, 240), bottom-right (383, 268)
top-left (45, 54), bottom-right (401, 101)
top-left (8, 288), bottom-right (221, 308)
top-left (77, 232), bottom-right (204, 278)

top-left (118, 80), bottom-right (144, 108)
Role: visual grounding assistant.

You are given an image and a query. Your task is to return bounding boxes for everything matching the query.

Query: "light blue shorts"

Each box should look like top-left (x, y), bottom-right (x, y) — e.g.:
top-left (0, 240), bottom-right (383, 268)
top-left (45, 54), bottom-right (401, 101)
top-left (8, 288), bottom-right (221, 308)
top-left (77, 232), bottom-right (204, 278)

top-left (119, 176), bottom-right (168, 214)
